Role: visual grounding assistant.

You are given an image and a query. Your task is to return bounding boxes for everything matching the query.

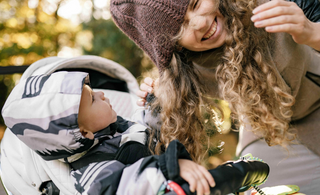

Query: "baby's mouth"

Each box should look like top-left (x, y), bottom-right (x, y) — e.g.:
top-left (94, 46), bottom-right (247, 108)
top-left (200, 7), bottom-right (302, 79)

top-left (202, 17), bottom-right (217, 41)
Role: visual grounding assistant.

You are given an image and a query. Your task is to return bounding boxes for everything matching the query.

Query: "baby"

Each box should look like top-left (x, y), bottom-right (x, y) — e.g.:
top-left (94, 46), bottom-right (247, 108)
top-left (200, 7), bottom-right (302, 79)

top-left (1, 71), bottom-right (149, 165)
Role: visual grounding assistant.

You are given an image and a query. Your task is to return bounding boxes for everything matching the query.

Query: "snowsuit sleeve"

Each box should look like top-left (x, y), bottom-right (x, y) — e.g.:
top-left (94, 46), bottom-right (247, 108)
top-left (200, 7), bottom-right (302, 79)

top-left (72, 139), bottom-right (190, 195)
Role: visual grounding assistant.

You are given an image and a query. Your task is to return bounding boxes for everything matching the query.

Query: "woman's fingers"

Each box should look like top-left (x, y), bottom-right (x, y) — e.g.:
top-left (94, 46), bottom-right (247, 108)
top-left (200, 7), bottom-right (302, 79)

top-left (136, 90), bottom-right (148, 98)
top-left (194, 165), bottom-right (214, 195)
top-left (198, 165), bottom-right (215, 188)
top-left (180, 169), bottom-right (197, 192)
top-left (196, 176), bottom-right (207, 195)
top-left (252, 0), bottom-right (289, 15)
top-left (252, 6), bottom-right (292, 22)
top-left (140, 83), bottom-right (153, 93)
top-left (252, 2), bottom-right (301, 24)
top-left (194, 169), bottom-right (207, 195)
top-left (136, 99), bottom-right (146, 107)
top-left (144, 77), bottom-right (154, 87)
top-left (141, 77), bottom-right (157, 93)
top-left (264, 23), bottom-right (301, 34)
top-left (136, 77), bottom-right (157, 107)
top-left (185, 171), bottom-right (207, 195)
top-left (253, 15), bottom-right (299, 29)
top-left (251, 0), bottom-right (302, 25)
top-left (179, 160), bottom-right (199, 193)
top-left (179, 159), bottom-right (215, 195)
top-left (251, 0), bottom-right (314, 45)
top-left (196, 180), bottom-right (205, 195)
top-left (136, 89), bottom-right (147, 106)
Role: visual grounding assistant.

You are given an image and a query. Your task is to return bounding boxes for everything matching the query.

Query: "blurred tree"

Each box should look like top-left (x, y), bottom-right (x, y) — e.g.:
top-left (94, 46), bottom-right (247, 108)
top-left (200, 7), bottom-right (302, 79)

top-left (82, 19), bottom-right (152, 78)
top-left (0, 0), bottom-right (76, 127)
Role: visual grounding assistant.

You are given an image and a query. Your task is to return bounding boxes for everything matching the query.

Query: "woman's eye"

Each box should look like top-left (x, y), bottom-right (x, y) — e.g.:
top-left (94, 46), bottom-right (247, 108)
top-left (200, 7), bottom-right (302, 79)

top-left (92, 95), bottom-right (95, 102)
top-left (193, 0), bottom-right (199, 9)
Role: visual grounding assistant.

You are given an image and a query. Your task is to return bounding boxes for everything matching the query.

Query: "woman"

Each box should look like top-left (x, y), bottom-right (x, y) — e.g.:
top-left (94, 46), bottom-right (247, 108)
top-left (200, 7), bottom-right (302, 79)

top-left (110, 0), bottom-right (320, 194)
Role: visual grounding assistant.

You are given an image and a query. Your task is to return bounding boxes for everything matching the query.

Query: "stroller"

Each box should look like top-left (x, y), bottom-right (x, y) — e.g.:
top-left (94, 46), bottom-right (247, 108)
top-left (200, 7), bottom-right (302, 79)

top-left (0, 55), bottom-right (141, 195)
top-left (0, 55), bottom-right (269, 195)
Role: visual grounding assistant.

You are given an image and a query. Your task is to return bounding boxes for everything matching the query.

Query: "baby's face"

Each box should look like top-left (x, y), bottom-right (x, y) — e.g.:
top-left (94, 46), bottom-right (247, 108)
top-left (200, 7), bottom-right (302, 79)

top-left (78, 84), bottom-right (117, 134)
top-left (179, 0), bottom-right (227, 51)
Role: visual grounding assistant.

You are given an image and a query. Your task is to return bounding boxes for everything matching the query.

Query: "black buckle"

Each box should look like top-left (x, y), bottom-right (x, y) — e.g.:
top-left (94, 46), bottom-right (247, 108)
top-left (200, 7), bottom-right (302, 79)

top-left (39, 181), bottom-right (60, 195)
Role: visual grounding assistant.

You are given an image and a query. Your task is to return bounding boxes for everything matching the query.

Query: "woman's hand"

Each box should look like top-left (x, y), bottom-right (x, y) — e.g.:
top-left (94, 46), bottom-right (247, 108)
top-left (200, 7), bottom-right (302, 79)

top-left (136, 77), bottom-right (158, 106)
top-left (179, 159), bottom-right (215, 195)
top-left (251, 0), bottom-right (320, 51)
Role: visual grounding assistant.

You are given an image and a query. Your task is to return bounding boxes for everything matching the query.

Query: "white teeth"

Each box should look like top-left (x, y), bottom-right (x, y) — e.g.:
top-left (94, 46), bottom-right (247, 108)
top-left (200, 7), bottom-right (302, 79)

top-left (203, 20), bottom-right (217, 40)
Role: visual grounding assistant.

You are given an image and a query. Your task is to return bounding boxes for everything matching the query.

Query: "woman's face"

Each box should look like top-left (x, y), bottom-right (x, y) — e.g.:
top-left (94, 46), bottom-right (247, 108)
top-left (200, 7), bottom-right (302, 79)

top-left (179, 0), bottom-right (227, 51)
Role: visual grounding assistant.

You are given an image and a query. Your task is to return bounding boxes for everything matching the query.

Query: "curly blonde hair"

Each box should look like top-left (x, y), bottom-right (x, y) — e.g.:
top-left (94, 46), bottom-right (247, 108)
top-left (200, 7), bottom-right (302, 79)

top-left (150, 0), bottom-right (296, 162)
top-left (150, 53), bottom-right (210, 163)
top-left (216, 0), bottom-right (296, 146)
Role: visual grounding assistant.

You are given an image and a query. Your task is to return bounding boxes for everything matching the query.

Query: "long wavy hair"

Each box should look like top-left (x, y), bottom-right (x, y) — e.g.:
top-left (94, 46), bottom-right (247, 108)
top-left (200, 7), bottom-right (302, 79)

top-left (216, 0), bottom-right (296, 146)
top-left (150, 53), bottom-right (211, 163)
top-left (150, 0), bottom-right (296, 162)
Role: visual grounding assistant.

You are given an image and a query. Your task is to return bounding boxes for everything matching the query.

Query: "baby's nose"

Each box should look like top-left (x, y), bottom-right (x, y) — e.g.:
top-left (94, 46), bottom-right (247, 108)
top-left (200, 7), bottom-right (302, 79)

top-left (105, 97), bottom-right (110, 104)
top-left (96, 91), bottom-right (105, 99)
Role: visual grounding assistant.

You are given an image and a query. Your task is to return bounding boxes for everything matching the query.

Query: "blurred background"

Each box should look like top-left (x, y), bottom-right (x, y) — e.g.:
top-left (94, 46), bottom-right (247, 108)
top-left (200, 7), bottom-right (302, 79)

top-left (0, 0), bottom-right (238, 169)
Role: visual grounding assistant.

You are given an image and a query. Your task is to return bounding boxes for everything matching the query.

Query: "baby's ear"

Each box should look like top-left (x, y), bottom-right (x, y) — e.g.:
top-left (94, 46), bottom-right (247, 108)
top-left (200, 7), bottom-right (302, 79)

top-left (80, 129), bottom-right (94, 140)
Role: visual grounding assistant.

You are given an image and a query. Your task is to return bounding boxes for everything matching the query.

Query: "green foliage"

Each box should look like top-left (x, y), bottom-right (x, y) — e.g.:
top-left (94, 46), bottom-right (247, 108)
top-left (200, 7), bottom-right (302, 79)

top-left (82, 19), bottom-right (151, 77)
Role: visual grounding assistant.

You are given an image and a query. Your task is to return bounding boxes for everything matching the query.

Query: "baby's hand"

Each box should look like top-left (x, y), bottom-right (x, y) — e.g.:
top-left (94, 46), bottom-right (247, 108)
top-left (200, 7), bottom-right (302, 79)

top-left (136, 77), bottom-right (158, 106)
top-left (179, 159), bottom-right (215, 195)
top-left (251, 0), bottom-right (318, 48)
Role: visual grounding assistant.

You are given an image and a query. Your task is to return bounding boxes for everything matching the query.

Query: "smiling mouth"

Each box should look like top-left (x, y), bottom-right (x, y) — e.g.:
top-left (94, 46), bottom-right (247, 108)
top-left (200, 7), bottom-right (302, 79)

top-left (202, 17), bottom-right (217, 41)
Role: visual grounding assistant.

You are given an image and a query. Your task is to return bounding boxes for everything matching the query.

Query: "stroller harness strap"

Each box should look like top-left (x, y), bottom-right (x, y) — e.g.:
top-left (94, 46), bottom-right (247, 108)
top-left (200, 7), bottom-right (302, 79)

top-left (69, 141), bottom-right (151, 170)
top-left (69, 152), bottom-right (116, 170)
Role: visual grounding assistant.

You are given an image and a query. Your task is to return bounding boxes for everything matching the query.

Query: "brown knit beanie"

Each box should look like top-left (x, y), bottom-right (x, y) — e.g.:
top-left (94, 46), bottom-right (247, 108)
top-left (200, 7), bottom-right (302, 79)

top-left (110, 0), bottom-right (189, 70)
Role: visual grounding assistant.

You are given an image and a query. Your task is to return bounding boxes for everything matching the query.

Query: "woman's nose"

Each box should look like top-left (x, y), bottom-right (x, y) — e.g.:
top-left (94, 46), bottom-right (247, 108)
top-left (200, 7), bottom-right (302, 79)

top-left (189, 15), bottom-right (207, 31)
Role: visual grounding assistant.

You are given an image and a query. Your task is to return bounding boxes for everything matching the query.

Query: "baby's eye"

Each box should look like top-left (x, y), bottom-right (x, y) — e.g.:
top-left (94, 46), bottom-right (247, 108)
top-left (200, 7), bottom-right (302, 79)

top-left (92, 95), bottom-right (95, 103)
